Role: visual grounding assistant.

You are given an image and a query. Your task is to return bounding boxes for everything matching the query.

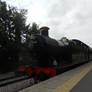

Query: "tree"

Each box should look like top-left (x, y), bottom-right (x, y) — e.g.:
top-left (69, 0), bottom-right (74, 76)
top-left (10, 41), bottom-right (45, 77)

top-left (0, 0), bottom-right (29, 72)
top-left (25, 22), bottom-right (40, 45)
top-left (0, 0), bottom-right (40, 73)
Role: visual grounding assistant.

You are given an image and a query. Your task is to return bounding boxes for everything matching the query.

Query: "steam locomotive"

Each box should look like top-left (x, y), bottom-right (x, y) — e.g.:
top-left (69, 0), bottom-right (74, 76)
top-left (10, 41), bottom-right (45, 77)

top-left (18, 27), bottom-right (92, 81)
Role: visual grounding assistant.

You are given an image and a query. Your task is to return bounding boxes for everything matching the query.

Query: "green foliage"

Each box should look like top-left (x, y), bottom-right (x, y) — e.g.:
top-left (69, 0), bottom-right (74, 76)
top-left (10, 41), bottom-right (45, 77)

top-left (60, 37), bottom-right (69, 42)
top-left (25, 22), bottom-right (40, 45)
top-left (31, 23), bottom-right (39, 34)
top-left (0, 0), bottom-right (37, 72)
top-left (25, 23), bottom-right (39, 37)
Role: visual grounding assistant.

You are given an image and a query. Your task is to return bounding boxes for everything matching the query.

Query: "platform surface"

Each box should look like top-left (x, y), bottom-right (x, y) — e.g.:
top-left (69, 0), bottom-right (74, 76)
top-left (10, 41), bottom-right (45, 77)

top-left (19, 61), bottom-right (92, 92)
top-left (70, 69), bottom-right (92, 92)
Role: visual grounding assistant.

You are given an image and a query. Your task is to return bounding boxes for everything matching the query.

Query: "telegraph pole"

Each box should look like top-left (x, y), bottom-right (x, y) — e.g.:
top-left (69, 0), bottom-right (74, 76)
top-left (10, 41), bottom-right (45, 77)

top-left (0, 0), bottom-right (1, 7)
top-left (0, 0), bottom-right (1, 4)
top-left (0, 0), bottom-right (1, 9)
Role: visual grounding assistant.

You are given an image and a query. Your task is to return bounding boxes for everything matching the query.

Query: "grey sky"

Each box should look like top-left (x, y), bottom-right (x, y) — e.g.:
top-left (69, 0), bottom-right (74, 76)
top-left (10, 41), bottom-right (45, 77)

top-left (2, 0), bottom-right (92, 47)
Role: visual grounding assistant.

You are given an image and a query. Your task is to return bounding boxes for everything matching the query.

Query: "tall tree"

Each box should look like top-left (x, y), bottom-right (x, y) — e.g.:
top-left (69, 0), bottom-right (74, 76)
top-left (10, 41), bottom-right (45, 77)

top-left (25, 23), bottom-right (40, 45)
top-left (0, 0), bottom-right (40, 73)
top-left (0, 1), bottom-right (28, 72)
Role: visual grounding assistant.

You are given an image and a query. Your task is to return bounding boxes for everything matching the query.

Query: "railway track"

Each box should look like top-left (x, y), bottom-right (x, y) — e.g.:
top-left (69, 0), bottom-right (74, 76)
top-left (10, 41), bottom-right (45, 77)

top-left (0, 73), bottom-right (35, 92)
top-left (0, 72), bottom-right (15, 81)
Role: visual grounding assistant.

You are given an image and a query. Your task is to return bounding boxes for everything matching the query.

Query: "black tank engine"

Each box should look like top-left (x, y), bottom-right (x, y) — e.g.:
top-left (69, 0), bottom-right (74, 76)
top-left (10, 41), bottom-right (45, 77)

top-left (18, 26), bottom-right (92, 81)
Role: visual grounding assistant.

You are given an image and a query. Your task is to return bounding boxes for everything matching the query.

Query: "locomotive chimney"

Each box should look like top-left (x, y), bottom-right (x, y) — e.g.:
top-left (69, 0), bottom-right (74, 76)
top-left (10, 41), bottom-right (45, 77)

top-left (40, 26), bottom-right (49, 37)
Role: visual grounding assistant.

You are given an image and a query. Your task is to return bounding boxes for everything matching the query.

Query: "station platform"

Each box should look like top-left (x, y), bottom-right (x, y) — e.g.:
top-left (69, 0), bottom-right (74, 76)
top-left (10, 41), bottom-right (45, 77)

top-left (19, 61), bottom-right (92, 92)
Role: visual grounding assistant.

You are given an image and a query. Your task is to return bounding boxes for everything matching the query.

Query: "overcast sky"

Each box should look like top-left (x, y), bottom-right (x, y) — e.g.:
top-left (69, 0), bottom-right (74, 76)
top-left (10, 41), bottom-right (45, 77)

top-left (2, 0), bottom-right (92, 47)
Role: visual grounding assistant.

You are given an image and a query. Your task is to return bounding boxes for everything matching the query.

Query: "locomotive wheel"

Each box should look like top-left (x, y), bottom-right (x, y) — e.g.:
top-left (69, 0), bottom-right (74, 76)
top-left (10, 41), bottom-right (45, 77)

top-left (30, 78), bottom-right (35, 84)
top-left (37, 72), bottom-right (47, 82)
top-left (15, 71), bottom-right (27, 76)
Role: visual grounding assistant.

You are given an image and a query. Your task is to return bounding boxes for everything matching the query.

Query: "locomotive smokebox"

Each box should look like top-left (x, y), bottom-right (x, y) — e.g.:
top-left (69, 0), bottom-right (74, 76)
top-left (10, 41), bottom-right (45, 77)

top-left (40, 26), bottom-right (49, 37)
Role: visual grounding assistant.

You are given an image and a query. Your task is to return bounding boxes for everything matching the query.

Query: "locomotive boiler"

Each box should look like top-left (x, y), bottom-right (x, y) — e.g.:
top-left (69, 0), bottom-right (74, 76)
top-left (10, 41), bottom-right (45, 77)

top-left (28, 27), bottom-right (90, 67)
